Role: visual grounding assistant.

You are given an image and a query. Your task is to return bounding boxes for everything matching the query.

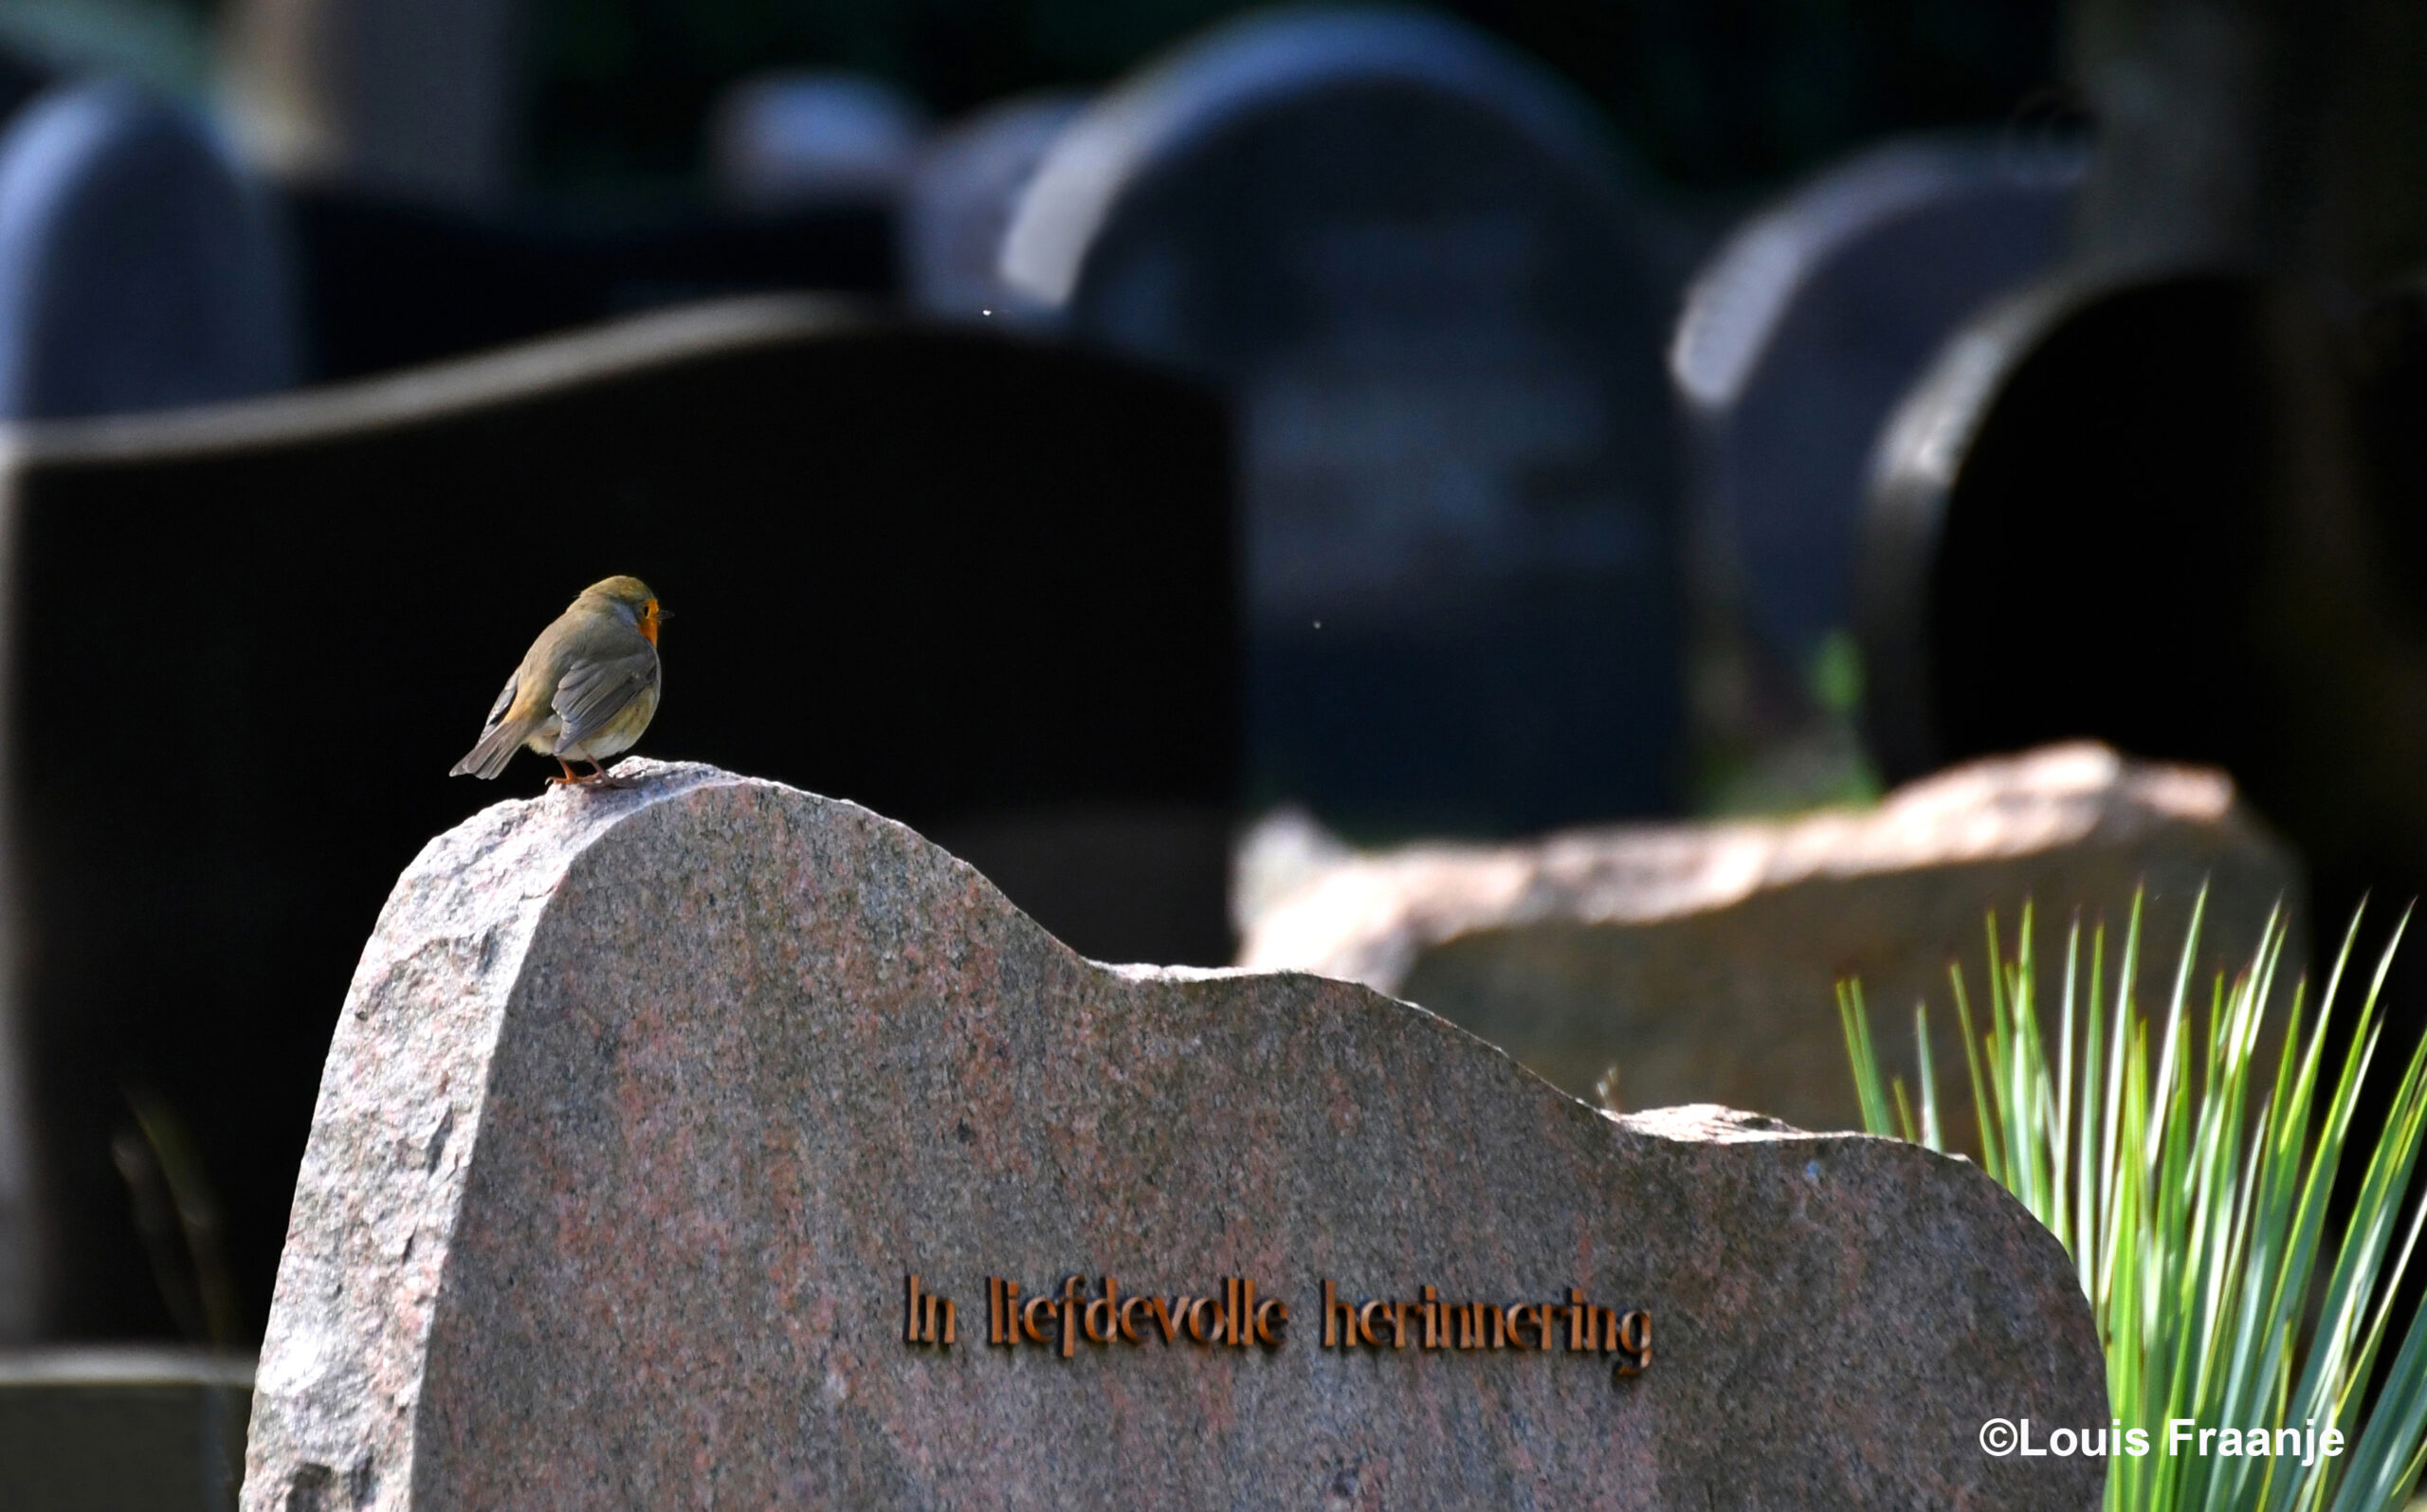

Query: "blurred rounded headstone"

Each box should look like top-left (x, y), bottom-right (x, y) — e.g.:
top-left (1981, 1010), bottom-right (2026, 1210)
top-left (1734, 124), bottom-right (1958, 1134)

top-left (0, 78), bottom-right (296, 419)
top-left (904, 92), bottom-right (1087, 322)
top-left (1856, 269), bottom-right (2280, 789)
top-left (1001, 6), bottom-right (1682, 835)
top-left (710, 71), bottom-right (926, 213)
top-left (1854, 256), bottom-right (2427, 993)
top-left (1672, 134), bottom-right (2083, 675)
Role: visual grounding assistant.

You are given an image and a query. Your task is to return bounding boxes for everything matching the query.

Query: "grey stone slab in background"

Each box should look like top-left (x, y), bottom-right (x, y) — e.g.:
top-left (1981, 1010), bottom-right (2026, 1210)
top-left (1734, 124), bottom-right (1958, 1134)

top-left (244, 760), bottom-right (2102, 1508)
top-left (1002, 7), bottom-right (1683, 832)
top-left (0, 1347), bottom-right (251, 1511)
top-left (1239, 741), bottom-right (2298, 1135)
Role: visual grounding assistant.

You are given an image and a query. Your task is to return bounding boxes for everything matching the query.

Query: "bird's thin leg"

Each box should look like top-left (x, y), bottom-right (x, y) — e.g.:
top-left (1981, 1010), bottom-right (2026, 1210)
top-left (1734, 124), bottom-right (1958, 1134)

top-left (585, 756), bottom-right (638, 790)
top-left (550, 756), bottom-right (627, 790)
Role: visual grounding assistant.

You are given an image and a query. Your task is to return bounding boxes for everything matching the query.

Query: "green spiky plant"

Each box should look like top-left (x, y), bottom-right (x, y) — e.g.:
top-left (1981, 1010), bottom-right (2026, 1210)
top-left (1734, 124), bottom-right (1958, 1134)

top-left (1839, 895), bottom-right (2427, 1511)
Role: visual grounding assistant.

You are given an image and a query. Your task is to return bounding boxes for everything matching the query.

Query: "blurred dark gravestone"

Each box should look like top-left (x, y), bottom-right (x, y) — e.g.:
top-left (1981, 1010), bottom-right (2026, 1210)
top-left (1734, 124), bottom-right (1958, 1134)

top-left (0, 79), bottom-right (296, 419)
top-left (1672, 134), bottom-right (2081, 679)
top-left (1860, 264), bottom-right (2427, 981)
top-left (1000, 7), bottom-right (1682, 836)
top-left (0, 296), bottom-right (1234, 1342)
top-left (1858, 272), bottom-right (2282, 802)
top-left (0, 1347), bottom-right (250, 1511)
top-left (904, 92), bottom-right (1088, 323)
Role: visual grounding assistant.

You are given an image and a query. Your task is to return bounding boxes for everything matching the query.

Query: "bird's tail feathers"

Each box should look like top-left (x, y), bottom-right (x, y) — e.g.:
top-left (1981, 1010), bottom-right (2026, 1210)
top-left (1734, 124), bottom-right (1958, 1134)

top-left (449, 720), bottom-right (529, 779)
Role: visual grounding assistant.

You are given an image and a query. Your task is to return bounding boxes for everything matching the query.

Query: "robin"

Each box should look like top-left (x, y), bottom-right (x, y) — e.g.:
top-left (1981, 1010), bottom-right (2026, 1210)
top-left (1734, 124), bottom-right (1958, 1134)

top-left (450, 575), bottom-right (665, 786)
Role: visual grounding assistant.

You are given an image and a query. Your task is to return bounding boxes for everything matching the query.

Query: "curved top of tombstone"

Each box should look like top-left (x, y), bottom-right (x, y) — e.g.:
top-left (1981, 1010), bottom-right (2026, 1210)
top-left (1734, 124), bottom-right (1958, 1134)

top-left (0, 295), bottom-right (849, 461)
top-left (0, 293), bottom-right (1216, 469)
top-left (1668, 134), bottom-right (2082, 664)
top-left (1000, 6), bottom-right (1637, 310)
top-left (905, 91), bottom-right (1091, 320)
top-left (1856, 265), bottom-right (2274, 784)
top-left (0, 77), bottom-right (294, 419)
top-left (1671, 134), bottom-right (2084, 412)
top-left (242, 758), bottom-right (2102, 1507)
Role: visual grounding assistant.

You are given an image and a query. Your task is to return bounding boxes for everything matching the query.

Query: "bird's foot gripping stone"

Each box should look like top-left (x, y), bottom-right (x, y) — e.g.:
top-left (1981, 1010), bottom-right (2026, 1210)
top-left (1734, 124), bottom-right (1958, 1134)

top-left (243, 761), bottom-right (2104, 1510)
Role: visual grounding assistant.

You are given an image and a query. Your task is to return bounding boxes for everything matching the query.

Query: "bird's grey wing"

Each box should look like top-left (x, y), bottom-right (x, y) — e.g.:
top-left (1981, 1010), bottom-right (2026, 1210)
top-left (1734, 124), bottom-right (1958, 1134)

top-left (449, 669), bottom-right (528, 778)
top-left (551, 649), bottom-right (659, 750)
top-left (478, 670), bottom-right (519, 733)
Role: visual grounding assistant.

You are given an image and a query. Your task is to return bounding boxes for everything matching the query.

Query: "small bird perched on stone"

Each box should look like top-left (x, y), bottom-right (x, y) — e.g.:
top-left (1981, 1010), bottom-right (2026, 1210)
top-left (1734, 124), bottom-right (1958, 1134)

top-left (450, 575), bottom-right (665, 786)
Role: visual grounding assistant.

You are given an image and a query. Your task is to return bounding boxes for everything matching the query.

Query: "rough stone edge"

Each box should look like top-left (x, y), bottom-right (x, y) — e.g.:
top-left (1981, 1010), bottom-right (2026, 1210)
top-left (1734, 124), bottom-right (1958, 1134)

top-left (239, 758), bottom-right (2079, 1509)
top-left (1610, 1104), bottom-right (1807, 1142)
top-left (241, 759), bottom-right (750, 1509)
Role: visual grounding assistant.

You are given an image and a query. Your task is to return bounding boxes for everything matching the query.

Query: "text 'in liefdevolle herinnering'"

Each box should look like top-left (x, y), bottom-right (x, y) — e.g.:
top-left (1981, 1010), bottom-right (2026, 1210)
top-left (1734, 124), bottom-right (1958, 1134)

top-left (902, 1273), bottom-right (1652, 1386)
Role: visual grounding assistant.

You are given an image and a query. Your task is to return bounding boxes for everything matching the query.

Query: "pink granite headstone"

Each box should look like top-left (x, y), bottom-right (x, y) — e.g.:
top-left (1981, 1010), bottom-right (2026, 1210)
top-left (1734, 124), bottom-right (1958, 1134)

top-left (242, 761), bottom-right (2104, 1509)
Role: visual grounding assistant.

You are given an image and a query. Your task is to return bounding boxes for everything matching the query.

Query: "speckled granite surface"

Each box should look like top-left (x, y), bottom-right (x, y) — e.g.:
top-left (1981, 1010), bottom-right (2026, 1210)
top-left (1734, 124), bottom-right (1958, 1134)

top-left (243, 760), bottom-right (2104, 1510)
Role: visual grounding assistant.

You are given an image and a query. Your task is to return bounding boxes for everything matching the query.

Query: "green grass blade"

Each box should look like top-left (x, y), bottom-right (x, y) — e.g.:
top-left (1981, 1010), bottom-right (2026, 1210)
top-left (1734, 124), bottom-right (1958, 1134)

top-left (1838, 979), bottom-right (1892, 1137)
top-left (1916, 1002), bottom-right (1943, 1153)
top-left (1839, 893), bottom-right (2427, 1512)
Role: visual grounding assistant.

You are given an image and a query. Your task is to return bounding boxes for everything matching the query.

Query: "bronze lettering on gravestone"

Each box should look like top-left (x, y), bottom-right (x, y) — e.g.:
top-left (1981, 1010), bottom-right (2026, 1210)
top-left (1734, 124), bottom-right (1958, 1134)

top-left (904, 1274), bottom-right (1651, 1382)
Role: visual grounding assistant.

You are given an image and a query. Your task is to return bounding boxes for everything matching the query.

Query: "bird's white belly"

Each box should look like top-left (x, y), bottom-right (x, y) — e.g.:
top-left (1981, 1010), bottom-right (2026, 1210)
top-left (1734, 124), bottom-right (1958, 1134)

top-left (562, 722), bottom-right (644, 761)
